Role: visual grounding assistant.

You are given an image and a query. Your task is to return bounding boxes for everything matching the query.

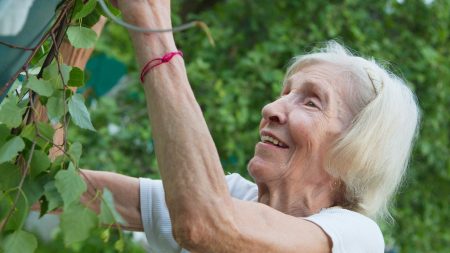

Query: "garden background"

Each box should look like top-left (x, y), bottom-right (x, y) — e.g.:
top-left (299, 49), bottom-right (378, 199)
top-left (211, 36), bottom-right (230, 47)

top-left (1, 0), bottom-right (449, 252)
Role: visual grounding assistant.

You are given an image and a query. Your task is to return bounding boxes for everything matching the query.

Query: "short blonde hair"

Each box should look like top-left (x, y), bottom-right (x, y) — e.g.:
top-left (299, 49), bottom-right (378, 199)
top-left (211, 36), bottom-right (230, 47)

top-left (285, 41), bottom-right (420, 220)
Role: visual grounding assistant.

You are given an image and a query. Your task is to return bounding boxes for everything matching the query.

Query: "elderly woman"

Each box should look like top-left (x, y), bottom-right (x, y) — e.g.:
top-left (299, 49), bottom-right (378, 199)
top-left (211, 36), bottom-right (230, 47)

top-left (82, 0), bottom-right (420, 252)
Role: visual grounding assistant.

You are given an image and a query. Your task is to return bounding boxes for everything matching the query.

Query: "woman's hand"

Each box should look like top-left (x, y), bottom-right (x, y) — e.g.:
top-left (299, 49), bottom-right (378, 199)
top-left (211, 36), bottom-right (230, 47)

top-left (110, 0), bottom-right (177, 67)
top-left (113, 0), bottom-right (172, 28)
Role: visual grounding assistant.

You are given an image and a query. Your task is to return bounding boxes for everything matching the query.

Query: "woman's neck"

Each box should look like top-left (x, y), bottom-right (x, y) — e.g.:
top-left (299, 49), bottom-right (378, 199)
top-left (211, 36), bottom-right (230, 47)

top-left (256, 173), bottom-right (336, 217)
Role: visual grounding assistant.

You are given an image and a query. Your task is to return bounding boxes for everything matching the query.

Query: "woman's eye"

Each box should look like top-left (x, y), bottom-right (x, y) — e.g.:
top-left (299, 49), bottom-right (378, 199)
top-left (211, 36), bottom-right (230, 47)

top-left (306, 101), bottom-right (317, 108)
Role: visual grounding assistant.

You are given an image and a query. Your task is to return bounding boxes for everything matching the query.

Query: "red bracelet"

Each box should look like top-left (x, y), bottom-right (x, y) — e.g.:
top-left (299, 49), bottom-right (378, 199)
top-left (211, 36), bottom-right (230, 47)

top-left (140, 50), bottom-right (183, 83)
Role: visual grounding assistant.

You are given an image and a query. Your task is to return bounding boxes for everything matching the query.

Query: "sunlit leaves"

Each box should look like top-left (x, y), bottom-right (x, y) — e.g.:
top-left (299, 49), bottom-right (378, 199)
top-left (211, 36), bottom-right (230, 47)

top-left (0, 95), bottom-right (27, 128)
top-left (67, 26), bottom-right (97, 49)
top-left (0, 136), bottom-right (25, 164)
top-left (55, 164), bottom-right (87, 207)
top-left (2, 230), bottom-right (38, 253)
top-left (60, 204), bottom-right (98, 245)
top-left (26, 76), bottom-right (54, 97)
top-left (68, 94), bottom-right (96, 131)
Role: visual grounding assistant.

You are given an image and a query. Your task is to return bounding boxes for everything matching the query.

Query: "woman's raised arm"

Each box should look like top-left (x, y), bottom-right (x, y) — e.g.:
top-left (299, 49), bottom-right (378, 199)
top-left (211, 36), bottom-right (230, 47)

top-left (116, 1), bottom-right (331, 252)
top-left (117, 0), bottom-right (233, 236)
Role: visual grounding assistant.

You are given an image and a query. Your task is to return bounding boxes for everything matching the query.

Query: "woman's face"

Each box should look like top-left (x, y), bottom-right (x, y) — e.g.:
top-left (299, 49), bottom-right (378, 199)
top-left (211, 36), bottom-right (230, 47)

top-left (248, 62), bottom-right (354, 184)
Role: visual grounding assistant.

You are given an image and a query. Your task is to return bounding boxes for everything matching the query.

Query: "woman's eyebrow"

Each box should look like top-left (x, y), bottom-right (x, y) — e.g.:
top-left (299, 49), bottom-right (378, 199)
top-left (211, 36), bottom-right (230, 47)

top-left (296, 80), bottom-right (330, 104)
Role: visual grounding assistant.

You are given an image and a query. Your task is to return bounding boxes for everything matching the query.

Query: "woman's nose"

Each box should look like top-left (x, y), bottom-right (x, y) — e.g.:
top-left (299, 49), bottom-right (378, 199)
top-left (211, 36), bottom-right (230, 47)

top-left (261, 99), bottom-right (287, 124)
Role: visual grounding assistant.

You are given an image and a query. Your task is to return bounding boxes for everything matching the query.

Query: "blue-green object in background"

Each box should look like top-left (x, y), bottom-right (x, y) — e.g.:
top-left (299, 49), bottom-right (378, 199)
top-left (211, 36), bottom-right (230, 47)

top-left (80, 54), bottom-right (126, 97)
top-left (0, 0), bottom-right (62, 103)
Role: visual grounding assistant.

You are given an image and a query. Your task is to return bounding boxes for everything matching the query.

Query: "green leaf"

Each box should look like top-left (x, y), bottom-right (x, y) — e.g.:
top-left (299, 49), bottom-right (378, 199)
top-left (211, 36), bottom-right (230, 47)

top-left (68, 142), bottom-right (82, 166)
top-left (29, 150), bottom-right (51, 177)
top-left (68, 67), bottom-right (85, 87)
top-left (44, 181), bottom-right (63, 211)
top-left (0, 136), bottom-right (25, 164)
top-left (0, 123), bottom-right (9, 145)
top-left (43, 62), bottom-right (72, 89)
top-left (73, 0), bottom-right (97, 20)
top-left (0, 162), bottom-right (20, 190)
top-left (4, 189), bottom-right (29, 231)
top-left (60, 204), bottom-right (98, 245)
top-left (46, 91), bottom-right (65, 124)
top-left (68, 94), bottom-right (96, 131)
top-left (0, 96), bottom-right (27, 128)
top-left (114, 238), bottom-right (125, 252)
top-left (39, 196), bottom-right (49, 217)
top-left (100, 228), bottom-right (110, 243)
top-left (22, 176), bottom-right (45, 206)
top-left (99, 188), bottom-right (125, 225)
top-left (2, 230), bottom-right (38, 253)
top-left (81, 8), bottom-right (101, 28)
top-left (95, 0), bottom-right (120, 17)
top-left (67, 26), bottom-right (97, 49)
top-left (26, 76), bottom-right (54, 97)
top-left (55, 164), bottom-right (87, 206)
top-left (20, 122), bottom-right (55, 149)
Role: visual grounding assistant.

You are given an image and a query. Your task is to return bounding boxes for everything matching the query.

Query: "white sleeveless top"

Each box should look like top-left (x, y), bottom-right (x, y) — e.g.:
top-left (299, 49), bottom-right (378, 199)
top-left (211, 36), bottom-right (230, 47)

top-left (139, 173), bottom-right (384, 253)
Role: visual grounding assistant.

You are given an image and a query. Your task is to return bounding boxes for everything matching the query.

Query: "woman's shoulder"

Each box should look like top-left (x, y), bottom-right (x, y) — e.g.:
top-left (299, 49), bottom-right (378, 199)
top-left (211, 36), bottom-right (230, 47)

top-left (304, 207), bottom-right (385, 253)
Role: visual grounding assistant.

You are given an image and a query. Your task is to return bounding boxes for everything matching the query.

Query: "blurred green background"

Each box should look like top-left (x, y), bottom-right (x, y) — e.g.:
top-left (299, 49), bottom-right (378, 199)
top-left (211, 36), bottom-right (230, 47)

top-left (51, 0), bottom-right (449, 252)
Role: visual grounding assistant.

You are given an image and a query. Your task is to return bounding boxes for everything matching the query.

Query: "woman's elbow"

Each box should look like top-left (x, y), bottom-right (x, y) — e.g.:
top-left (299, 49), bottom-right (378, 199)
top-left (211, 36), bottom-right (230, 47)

top-left (172, 216), bottom-right (208, 250)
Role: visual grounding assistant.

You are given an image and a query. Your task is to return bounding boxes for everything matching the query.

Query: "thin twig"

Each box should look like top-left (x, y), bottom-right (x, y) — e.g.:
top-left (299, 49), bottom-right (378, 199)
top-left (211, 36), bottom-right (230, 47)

top-left (51, 32), bottom-right (69, 151)
top-left (0, 40), bottom-right (35, 51)
top-left (98, 0), bottom-right (195, 33)
top-left (1, 0), bottom-right (75, 97)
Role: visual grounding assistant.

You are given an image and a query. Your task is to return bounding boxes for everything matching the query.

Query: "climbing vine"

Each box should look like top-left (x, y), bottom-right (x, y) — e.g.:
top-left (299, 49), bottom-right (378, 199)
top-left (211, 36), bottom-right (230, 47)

top-left (0, 1), bottom-right (126, 252)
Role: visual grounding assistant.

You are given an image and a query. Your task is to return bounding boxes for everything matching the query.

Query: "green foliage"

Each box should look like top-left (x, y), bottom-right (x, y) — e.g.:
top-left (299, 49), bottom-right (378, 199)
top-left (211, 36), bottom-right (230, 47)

top-left (28, 150), bottom-right (50, 178)
top-left (99, 188), bottom-right (125, 225)
top-left (26, 77), bottom-right (54, 97)
top-left (0, 163), bottom-right (20, 190)
top-left (0, 2), bottom-right (130, 251)
top-left (2, 230), bottom-right (38, 253)
top-left (73, 0), bottom-right (97, 20)
top-left (0, 96), bottom-right (27, 129)
top-left (43, 62), bottom-right (71, 89)
top-left (46, 93), bottom-right (65, 123)
top-left (68, 94), bottom-right (96, 131)
top-left (1, 0), bottom-right (448, 252)
top-left (68, 67), bottom-right (85, 87)
top-left (43, 181), bottom-right (63, 212)
top-left (73, 0), bottom-right (449, 252)
top-left (55, 164), bottom-right (87, 207)
top-left (21, 122), bottom-right (55, 149)
top-left (60, 204), bottom-right (98, 245)
top-left (67, 26), bottom-right (98, 49)
top-left (0, 136), bottom-right (25, 164)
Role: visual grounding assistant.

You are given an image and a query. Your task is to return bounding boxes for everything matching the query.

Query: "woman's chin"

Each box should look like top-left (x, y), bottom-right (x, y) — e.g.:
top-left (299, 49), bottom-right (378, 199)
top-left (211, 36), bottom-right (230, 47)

top-left (247, 156), bottom-right (279, 182)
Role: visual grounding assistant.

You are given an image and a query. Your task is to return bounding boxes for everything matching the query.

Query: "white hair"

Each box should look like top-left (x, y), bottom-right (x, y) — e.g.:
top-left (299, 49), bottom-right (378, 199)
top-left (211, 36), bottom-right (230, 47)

top-left (285, 41), bottom-right (420, 220)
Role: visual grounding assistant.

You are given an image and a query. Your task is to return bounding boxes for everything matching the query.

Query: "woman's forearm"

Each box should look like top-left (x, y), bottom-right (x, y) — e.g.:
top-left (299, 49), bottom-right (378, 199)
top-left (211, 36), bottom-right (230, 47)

top-left (121, 1), bottom-right (233, 234)
top-left (80, 169), bottom-right (142, 231)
